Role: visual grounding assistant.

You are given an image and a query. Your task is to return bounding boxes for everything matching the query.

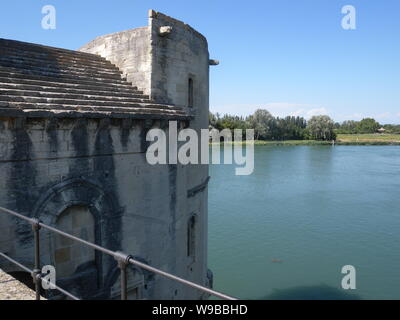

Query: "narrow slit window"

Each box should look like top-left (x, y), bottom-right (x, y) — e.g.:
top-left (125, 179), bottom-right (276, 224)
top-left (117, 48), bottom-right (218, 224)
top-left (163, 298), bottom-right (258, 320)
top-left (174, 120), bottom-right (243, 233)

top-left (188, 78), bottom-right (194, 107)
top-left (187, 215), bottom-right (196, 258)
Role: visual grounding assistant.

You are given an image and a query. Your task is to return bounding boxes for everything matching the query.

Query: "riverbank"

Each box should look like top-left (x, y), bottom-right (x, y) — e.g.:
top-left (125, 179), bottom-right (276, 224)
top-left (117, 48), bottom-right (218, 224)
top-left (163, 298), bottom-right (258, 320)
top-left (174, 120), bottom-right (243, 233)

top-left (211, 134), bottom-right (400, 146)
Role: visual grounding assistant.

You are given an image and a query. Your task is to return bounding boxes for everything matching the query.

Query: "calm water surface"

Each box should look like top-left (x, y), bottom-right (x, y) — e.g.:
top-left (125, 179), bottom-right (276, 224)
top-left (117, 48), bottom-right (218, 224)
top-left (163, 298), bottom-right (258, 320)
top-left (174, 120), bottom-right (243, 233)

top-left (208, 146), bottom-right (400, 299)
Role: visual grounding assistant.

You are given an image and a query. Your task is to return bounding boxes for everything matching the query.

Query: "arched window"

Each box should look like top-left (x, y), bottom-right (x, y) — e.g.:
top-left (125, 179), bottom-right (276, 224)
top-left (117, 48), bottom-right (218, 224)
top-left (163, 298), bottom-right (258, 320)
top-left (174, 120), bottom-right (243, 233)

top-left (188, 78), bottom-right (194, 107)
top-left (53, 206), bottom-right (95, 278)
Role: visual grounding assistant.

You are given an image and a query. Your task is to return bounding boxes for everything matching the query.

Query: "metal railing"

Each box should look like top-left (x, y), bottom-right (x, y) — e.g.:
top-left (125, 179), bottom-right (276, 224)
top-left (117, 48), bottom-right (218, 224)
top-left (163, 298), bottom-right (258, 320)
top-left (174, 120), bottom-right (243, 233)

top-left (0, 206), bottom-right (237, 301)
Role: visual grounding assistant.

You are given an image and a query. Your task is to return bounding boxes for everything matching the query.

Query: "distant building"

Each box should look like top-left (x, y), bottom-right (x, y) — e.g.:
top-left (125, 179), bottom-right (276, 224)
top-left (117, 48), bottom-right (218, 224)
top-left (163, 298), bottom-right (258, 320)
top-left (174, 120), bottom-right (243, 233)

top-left (378, 127), bottom-right (386, 133)
top-left (0, 10), bottom-right (213, 299)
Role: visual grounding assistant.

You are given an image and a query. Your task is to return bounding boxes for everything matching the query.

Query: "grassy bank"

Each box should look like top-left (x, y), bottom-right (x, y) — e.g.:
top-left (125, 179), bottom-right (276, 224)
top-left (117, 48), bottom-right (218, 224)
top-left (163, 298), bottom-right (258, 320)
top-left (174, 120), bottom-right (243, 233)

top-left (336, 134), bottom-right (400, 145)
top-left (211, 140), bottom-right (333, 146)
top-left (210, 134), bottom-right (400, 146)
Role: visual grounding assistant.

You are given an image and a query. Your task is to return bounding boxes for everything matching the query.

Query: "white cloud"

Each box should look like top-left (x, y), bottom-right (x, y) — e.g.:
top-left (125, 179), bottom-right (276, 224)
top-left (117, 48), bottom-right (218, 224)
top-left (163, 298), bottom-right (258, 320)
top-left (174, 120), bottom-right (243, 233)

top-left (339, 113), bottom-right (363, 120)
top-left (289, 109), bottom-right (306, 117)
top-left (211, 102), bottom-right (330, 119)
top-left (306, 108), bottom-right (328, 117)
top-left (264, 102), bottom-right (306, 110)
top-left (375, 112), bottom-right (391, 119)
top-left (289, 107), bottom-right (329, 118)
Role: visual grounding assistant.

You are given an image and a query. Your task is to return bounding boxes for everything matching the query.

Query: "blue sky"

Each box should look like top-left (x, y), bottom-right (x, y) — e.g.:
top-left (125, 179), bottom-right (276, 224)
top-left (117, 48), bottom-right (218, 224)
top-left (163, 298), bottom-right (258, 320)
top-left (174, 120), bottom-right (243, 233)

top-left (1, 0), bottom-right (399, 123)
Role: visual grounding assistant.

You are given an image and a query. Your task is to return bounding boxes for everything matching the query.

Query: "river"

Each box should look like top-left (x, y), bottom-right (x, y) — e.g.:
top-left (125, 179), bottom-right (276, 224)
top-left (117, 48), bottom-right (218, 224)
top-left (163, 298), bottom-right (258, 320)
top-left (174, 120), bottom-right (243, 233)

top-left (208, 145), bottom-right (400, 299)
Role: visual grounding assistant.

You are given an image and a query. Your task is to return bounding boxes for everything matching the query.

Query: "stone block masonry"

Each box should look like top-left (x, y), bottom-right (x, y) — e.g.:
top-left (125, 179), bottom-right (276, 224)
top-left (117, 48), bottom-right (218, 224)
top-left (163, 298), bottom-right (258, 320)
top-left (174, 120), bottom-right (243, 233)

top-left (0, 9), bottom-right (212, 300)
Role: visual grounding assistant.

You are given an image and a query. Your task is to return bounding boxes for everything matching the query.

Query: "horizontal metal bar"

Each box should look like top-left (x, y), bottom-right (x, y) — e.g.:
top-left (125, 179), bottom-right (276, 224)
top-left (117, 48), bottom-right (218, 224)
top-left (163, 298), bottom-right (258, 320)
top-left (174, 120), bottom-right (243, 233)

top-left (0, 206), bottom-right (236, 300)
top-left (0, 251), bottom-right (32, 274)
top-left (0, 206), bottom-right (36, 224)
top-left (0, 206), bottom-right (117, 258)
top-left (39, 223), bottom-right (117, 258)
top-left (51, 283), bottom-right (80, 300)
top-left (0, 251), bottom-right (80, 300)
top-left (128, 257), bottom-right (238, 300)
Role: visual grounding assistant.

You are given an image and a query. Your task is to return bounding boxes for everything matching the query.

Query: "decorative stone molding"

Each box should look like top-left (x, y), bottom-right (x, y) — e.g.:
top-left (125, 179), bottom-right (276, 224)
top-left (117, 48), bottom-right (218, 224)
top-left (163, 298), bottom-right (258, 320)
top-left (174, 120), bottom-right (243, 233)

top-left (29, 177), bottom-right (123, 297)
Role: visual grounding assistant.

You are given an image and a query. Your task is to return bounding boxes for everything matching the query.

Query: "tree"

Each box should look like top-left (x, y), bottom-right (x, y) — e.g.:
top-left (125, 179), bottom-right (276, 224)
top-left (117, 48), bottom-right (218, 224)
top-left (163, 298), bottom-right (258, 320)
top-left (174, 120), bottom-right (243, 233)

top-left (270, 116), bottom-right (307, 140)
top-left (383, 124), bottom-right (400, 134)
top-left (355, 118), bottom-right (380, 133)
top-left (339, 120), bottom-right (358, 134)
top-left (247, 109), bottom-right (274, 140)
top-left (209, 112), bottom-right (218, 129)
top-left (307, 115), bottom-right (337, 141)
top-left (210, 110), bottom-right (306, 141)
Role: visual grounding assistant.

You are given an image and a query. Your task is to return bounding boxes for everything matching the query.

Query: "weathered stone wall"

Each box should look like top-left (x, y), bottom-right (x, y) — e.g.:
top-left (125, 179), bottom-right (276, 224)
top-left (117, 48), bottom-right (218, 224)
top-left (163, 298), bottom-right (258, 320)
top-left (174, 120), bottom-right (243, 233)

top-left (79, 10), bottom-right (210, 123)
top-left (148, 10), bottom-right (209, 111)
top-left (78, 10), bottom-right (211, 298)
top-left (79, 27), bottom-right (152, 96)
top-left (148, 10), bottom-right (210, 294)
top-left (0, 117), bottom-right (209, 299)
top-left (1, 9), bottom-right (211, 300)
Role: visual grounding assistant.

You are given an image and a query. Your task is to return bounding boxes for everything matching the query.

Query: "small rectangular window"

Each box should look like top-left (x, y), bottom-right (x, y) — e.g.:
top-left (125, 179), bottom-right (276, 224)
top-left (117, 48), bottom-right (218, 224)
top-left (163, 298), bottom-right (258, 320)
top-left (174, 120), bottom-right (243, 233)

top-left (187, 215), bottom-right (196, 258)
top-left (188, 78), bottom-right (194, 107)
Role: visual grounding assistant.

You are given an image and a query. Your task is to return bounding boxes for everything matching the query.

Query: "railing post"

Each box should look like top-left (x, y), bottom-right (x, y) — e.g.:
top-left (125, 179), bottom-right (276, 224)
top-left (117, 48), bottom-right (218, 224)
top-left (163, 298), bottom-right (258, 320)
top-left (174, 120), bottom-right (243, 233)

top-left (119, 261), bottom-right (127, 300)
top-left (31, 218), bottom-right (41, 300)
top-left (114, 252), bottom-right (132, 300)
top-left (1, 206), bottom-right (237, 301)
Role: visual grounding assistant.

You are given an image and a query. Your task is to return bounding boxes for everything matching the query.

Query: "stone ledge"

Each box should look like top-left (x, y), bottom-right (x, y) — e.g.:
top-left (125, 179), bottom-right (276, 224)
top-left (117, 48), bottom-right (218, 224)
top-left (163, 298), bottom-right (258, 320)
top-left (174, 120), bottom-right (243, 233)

top-left (0, 268), bottom-right (40, 300)
top-left (0, 108), bottom-right (192, 120)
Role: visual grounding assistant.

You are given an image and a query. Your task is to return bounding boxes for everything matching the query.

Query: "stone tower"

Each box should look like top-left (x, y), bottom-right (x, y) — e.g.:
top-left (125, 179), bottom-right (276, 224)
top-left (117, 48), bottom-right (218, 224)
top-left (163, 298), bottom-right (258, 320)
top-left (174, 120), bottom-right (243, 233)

top-left (0, 10), bottom-right (212, 299)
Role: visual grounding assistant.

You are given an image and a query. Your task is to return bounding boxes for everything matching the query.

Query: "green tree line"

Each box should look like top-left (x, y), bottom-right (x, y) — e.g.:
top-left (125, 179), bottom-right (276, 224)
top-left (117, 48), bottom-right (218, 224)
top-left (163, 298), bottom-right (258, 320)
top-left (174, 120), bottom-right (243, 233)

top-left (210, 109), bottom-right (400, 141)
top-left (334, 118), bottom-right (400, 134)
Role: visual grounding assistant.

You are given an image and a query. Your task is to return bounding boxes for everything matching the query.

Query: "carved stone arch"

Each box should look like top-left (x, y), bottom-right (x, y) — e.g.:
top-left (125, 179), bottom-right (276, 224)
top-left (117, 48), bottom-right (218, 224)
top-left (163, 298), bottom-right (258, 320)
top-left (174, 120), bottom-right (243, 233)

top-left (30, 177), bottom-right (119, 224)
top-left (30, 177), bottom-right (122, 297)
